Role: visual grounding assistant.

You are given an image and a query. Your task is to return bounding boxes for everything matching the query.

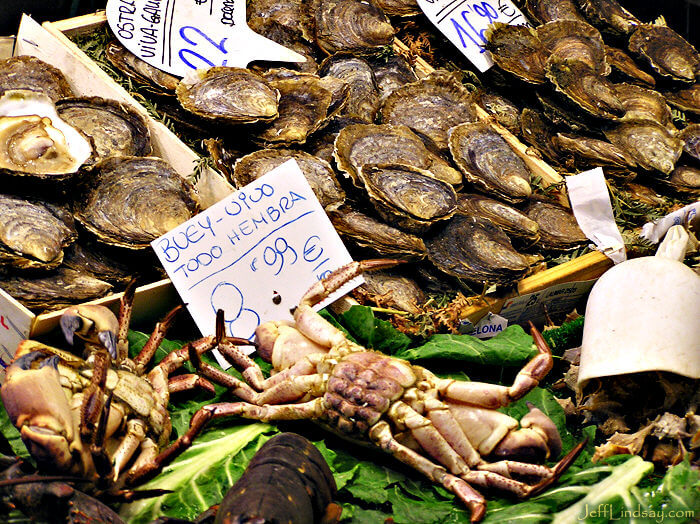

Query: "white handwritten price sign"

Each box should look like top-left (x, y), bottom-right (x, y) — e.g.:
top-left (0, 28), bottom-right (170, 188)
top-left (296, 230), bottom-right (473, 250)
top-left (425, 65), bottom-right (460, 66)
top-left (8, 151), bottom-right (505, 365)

top-left (106, 0), bottom-right (306, 77)
top-left (417, 0), bottom-right (530, 72)
top-left (152, 160), bottom-right (358, 361)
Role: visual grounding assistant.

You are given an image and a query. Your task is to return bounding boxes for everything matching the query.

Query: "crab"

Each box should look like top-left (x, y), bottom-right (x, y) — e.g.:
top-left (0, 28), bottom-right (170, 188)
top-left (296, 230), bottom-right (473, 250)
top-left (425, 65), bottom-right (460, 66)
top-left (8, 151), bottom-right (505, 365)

top-left (143, 259), bottom-right (585, 522)
top-left (0, 282), bottom-right (265, 494)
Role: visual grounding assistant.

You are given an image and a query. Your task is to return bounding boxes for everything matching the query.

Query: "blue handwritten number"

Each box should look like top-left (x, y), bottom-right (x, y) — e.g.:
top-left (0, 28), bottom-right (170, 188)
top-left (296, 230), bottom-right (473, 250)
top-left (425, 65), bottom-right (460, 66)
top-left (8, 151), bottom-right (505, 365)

top-left (451, 2), bottom-right (499, 53)
top-left (178, 26), bottom-right (228, 70)
top-left (263, 238), bottom-right (298, 276)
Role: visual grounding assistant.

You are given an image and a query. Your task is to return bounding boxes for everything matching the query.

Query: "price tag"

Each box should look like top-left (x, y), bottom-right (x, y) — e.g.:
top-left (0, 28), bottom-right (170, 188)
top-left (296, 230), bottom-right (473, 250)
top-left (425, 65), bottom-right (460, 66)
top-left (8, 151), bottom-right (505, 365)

top-left (472, 312), bottom-right (508, 339)
top-left (416, 0), bottom-right (530, 72)
top-left (152, 160), bottom-right (358, 362)
top-left (106, 0), bottom-right (306, 77)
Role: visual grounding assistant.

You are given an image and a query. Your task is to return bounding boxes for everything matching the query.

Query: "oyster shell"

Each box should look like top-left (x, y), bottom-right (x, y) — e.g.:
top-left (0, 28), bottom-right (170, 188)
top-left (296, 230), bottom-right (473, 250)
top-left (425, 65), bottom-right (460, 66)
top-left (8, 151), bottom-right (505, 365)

top-left (525, 200), bottom-right (588, 250)
top-left (312, 0), bottom-right (394, 55)
top-left (553, 132), bottom-right (636, 168)
top-left (62, 241), bottom-right (135, 286)
top-left (232, 149), bottom-right (345, 210)
top-left (358, 163), bottom-right (457, 233)
top-left (520, 108), bottom-right (562, 164)
top-left (614, 84), bottom-right (674, 129)
top-left (456, 193), bottom-right (540, 245)
top-left (663, 84), bottom-right (700, 115)
top-left (0, 90), bottom-right (92, 180)
top-left (427, 215), bottom-right (531, 284)
top-left (305, 115), bottom-right (366, 163)
top-left (484, 23), bottom-right (548, 85)
top-left (577, 0), bottom-right (640, 36)
top-left (105, 42), bottom-right (180, 95)
top-left (0, 56), bottom-right (73, 102)
top-left (374, 0), bottom-right (420, 17)
top-left (319, 55), bottom-right (379, 122)
top-left (255, 71), bottom-right (336, 145)
top-left (0, 267), bottom-right (111, 312)
top-left (248, 21), bottom-right (320, 74)
top-left (176, 67), bottom-right (279, 124)
top-left (358, 270), bottom-right (425, 314)
top-left (628, 24), bottom-right (700, 83)
top-left (666, 165), bottom-right (700, 195)
top-left (328, 206), bottom-right (427, 260)
top-left (380, 71), bottom-right (478, 150)
top-left (525, 0), bottom-right (586, 24)
top-left (536, 92), bottom-right (600, 134)
top-left (369, 54), bottom-right (418, 101)
top-left (448, 122), bottom-right (532, 203)
top-left (679, 124), bottom-right (700, 162)
top-left (56, 97), bottom-right (151, 162)
top-left (537, 20), bottom-right (608, 75)
top-left (473, 90), bottom-right (521, 135)
top-left (605, 45), bottom-right (655, 87)
top-left (545, 57), bottom-right (624, 119)
top-left (604, 119), bottom-right (682, 174)
top-left (73, 156), bottom-right (199, 249)
top-left (0, 194), bottom-right (76, 271)
top-left (247, 0), bottom-right (314, 42)
top-left (334, 123), bottom-right (462, 185)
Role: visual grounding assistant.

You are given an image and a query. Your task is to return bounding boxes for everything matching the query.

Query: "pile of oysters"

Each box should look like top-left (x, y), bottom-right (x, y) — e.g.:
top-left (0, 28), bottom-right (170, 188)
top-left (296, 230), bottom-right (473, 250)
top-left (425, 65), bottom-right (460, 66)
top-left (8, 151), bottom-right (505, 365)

top-left (0, 55), bottom-right (199, 312)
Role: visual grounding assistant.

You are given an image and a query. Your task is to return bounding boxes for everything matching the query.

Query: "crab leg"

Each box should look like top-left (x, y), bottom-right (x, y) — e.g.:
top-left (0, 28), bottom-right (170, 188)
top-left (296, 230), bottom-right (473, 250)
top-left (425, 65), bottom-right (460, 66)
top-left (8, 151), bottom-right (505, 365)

top-left (116, 280), bottom-right (137, 364)
top-left (132, 305), bottom-right (184, 374)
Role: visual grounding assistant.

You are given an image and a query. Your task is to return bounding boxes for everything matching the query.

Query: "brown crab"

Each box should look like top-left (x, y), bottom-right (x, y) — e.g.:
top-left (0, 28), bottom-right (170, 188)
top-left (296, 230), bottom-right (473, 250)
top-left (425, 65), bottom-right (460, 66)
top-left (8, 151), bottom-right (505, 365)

top-left (147, 260), bottom-right (585, 522)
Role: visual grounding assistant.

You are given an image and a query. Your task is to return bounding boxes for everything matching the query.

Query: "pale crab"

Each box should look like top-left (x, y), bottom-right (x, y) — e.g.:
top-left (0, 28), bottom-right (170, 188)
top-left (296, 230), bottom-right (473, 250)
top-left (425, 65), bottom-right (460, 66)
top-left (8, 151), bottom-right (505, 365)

top-left (0, 282), bottom-right (265, 494)
top-left (143, 259), bottom-right (585, 522)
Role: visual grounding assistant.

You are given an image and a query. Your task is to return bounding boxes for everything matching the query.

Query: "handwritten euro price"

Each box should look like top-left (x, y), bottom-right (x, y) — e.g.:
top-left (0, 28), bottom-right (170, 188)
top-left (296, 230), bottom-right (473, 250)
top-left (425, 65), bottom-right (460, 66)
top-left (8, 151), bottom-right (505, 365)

top-left (448, 1), bottom-right (520, 52)
top-left (250, 234), bottom-right (332, 280)
top-left (178, 25), bottom-right (229, 70)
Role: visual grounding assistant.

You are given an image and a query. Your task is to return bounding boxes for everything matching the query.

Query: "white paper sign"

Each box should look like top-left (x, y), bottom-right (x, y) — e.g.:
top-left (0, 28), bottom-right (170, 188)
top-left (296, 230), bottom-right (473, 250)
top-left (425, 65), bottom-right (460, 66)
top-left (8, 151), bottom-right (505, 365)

top-left (472, 312), bottom-right (508, 339)
top-left (566, 167), bottom-right (626, 264)
top-left (152, 160), bottom-right (358, 355)
top-left (106, 0), bottom-right (306, 77)
top-left (416, 0), bottom-right (530, 72)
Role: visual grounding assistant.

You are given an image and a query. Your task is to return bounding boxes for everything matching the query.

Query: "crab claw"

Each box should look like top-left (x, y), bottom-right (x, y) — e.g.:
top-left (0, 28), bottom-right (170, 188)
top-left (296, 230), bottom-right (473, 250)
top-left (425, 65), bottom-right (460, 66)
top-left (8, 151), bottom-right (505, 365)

top-left (488, 403), bottom-right (562, 463)
top-left (60, 305), bottom-right (119, 359)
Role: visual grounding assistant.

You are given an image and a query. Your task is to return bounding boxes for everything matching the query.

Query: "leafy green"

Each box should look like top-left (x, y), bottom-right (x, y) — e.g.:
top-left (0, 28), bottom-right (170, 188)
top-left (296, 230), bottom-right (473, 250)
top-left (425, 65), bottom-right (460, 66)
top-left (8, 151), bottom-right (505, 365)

top-left (0, 403), bottom-right (29, 460)
top-left (335, 305), bottom-right (413, 354)
top-left (542, 317), bottom-right (585, 355)
top-left (393, 324), bottom-right (537, 365)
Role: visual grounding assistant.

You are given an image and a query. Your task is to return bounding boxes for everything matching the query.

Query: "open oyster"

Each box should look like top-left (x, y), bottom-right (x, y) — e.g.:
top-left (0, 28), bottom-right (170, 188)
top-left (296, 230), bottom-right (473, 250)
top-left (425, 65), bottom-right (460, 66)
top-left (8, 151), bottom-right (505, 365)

top-left (604, 119), bottom-right (682, 174)
top-left (449, 122), bottom-right (532, 203)
top-left (545, 57), bottom-right (624, 119)
top-left (312, 0), bottom-right (394, 55)
top-left (456, 193), bottom-right (540, 245)
top-left (427, 216), bottom-right (531, 284)
top-left (105, 42), bottom-right (180, 95)
top-left (328, 206), bottom-right (427, 260)
top-left (0, 90), bottom-right (92, 181)
top-left (663, 84), bottom-right (700, 115)
top-left (334, 123), bottom-right (462, 185)
top-left (380, 71), bottom-right (478, 150)
top-left (176, 67), bottom-right (279, 124)
top-left (628, 24), bottom-right (700, 83)
top-left (0, 267), bottom-right (111, 312)
top-left (0, 56), bottom-right (74, 102)
top-left (232, 149), bottom-right (345, 210)
top-left (553, 132), bottom-right (637, 168)
top-left (605, 45), bottom-right (655, 87)
top-left (319, 55), bottom-right (380, 122)
top-left (537, 20), bottom-right (608, 75)
top-left (0, 194), bottom-right (76, 271)
top-left (73, 156), bottom-right (199, 249)
top-left (577, 0), bottom-right (640, 36)
top-left (357, 164), bottom-right (457, 233)
top-left (525, 200), bottom-right (588, 250)
top-left (484, 23), bottom-right (548, 85)
top-left (56, 97), bottom-right (151, 162)
top-left (525, 0), bottom-right (586, 24)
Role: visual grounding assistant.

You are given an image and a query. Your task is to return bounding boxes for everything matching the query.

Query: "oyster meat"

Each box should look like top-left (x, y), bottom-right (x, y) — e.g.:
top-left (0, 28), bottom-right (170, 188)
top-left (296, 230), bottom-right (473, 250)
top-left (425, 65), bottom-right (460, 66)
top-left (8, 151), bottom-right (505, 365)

top-left (525, 200), bottom-right (588, 250)
top-left (537, 20), bottom-right (608, 75)
top-left (525, 0), bottom-right (586, 24)
top-left (449, 122), bottom-right (533, 203)
top-left (105, 42), bottom-right (180, 95)
top-left (427, 215), bottom-right (531, 284)
top-left (56, 97), bottom-right (151, 161)
top-left (357, 270), bottom-right (425, 314)
top-left (0, 194), bottom-right (76, 271)
top-left (455, 193), bottom-right (540, 245)
top-left (380, 71), bottom-right (478, 150)
top-left (577, 0), bottom-right (640, 36)
top-left (319, 55), bottom-right (380, 122)
top-left (604, 119), bottom-right (682, 174)
top-left (176, 67), bottom-right (279, 124)
top-left (334, 123), bottom-right (462, 185)
top-left (629, 24), bottom-right (700, 83)
top-left (328, 206), bottom-right (427, 260)
top-left (312, 0), bottom-right (394, 55)
top-left (358, 163), bottom-right (457, 233)
top-left (484, 23), bottom-right (548, 84)
top-left (233, 149), bottom-right (345, 210)
top-left (73, 156), bottom-right (199, 249)
top-left (0, 56), bottom-right (74, 102)
top-left (0, 267), bottom-right (111, 312)
top-left (0, 90), bottom-right (92, 179)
